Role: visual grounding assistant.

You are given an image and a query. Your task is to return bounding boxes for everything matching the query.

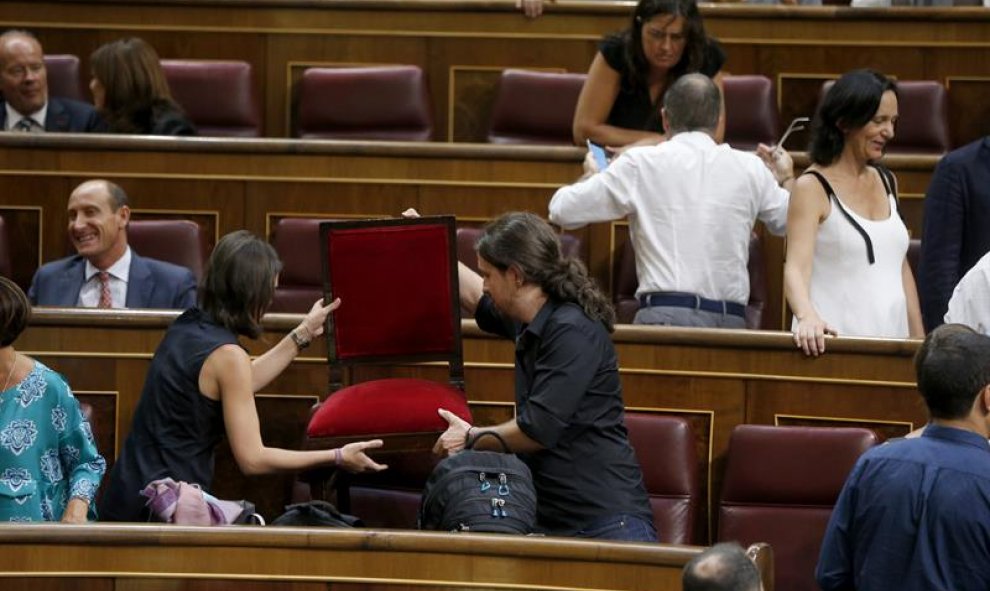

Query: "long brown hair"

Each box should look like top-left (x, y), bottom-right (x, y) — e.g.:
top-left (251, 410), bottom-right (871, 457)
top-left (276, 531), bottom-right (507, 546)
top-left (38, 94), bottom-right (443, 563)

top-left (90, 37), bottom-right (178, 131)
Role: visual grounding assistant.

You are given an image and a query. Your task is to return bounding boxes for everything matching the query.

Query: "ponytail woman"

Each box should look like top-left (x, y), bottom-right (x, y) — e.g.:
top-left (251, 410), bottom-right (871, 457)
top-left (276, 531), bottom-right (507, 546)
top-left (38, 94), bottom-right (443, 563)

top-left (432, 212), bottom-right (655, 542)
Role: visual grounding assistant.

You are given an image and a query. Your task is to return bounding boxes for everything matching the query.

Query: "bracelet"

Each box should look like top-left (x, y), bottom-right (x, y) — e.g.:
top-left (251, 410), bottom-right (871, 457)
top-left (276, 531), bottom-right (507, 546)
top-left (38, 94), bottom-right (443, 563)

top-left (334, 447), bottom-right (342, 467)
top-left (464, 426), bottom-right (474, 447)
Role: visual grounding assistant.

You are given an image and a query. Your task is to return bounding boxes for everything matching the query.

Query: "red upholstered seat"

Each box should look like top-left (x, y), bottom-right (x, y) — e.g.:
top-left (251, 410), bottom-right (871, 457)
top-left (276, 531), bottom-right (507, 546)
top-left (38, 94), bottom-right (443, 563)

top-left (612, 231), bottom-right (768, 328)
top-left (625, 413), bottom-right (701, 544)
top-left (819, 79), bottom-right (949, 154)
top-left (127, 219), bottom-right (207, 281)
top-left (160, 60), bottom-right (261, 137)
top-left (723, 75), bottom-right (780, 151)
top-left (487, 69), bottom-right (586, 145)
top-left (718, 425), bottom-right (878, 591)
top-left (304, 216), bottom-right (470, 510)
top-left (44, 54), bottom-right (86, 102)
top-left (295, 66), bottom-right (433, 141)
top-left (269, 217), bottom-right (329, 313)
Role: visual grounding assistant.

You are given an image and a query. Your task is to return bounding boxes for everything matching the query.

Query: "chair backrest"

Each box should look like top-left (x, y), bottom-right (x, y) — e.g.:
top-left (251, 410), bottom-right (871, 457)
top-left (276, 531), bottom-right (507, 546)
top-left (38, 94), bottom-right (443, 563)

top-left (718, 424), bottom-right (879, 591)
top-left (0, 215), bottom-right (11, 281)
top-left (723, 75), bottom-right (780, 151)
top-left (269, 217), bottom-right (328, 313)
top-left (613, 231), bottom-right (768, 328)
top-left (625, 413), bottom-right (701, 544)
top-left (487, 69), bottom-right (586, 145)
top-left (160, 59), bottom-right (261, 137)
top-left (819, 79), bottom-right (950, 154)
top-left (321, 216), bottom-right (461, 386)
top-left (42, 54), bottom-right (85, 102)
top-left (296, 66), bottom-right (433, 141)
top-left (127, 219), bottom-right (206, 280)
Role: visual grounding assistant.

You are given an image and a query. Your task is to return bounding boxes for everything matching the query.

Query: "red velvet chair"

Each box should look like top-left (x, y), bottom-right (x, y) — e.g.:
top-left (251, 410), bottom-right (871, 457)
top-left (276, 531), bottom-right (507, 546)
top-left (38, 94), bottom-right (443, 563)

top-left (269, 217), bottom-right (329, 313)
top-left (127, 219), bottom-right (207, 281)
top-left (612, 232), bottom-right (768, 328)
top-left (304, 216), bottom-right (472, 509)
top-left (625, 413), bottom-right (702, 544)
top-left (723, 75), bottom-right (780, 151)
top-left (718, 425), bottom-right (879, 591)
top-left (160, 60), bottom-right (261, 137)
top-left (295, 66), bottom-right (433, 141)
top-left (487, 69), bottom-right (586, 145)
top-left (44, 54), bottom-right (86, 102)
top-left (819, 79), bottom-right (950, 154)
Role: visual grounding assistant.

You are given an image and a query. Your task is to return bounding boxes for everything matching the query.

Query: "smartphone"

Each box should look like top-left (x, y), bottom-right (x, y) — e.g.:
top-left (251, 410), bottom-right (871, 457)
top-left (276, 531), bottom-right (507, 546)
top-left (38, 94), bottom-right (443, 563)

top-left (586, 140), bottom-right (610, 170)
top-left (776, 116), bottom-right (811, 150)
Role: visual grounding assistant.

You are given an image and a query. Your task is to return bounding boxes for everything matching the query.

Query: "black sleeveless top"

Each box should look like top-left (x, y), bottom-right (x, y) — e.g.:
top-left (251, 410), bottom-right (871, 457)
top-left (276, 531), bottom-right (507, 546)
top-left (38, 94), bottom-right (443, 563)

top-left (98, 308), bottom-right (239, 521)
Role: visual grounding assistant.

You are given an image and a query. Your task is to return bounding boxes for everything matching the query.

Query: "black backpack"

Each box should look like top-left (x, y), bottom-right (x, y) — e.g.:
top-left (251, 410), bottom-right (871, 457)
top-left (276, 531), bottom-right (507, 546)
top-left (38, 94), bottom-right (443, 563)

top-left (418, 431), bottom-right (537, 534)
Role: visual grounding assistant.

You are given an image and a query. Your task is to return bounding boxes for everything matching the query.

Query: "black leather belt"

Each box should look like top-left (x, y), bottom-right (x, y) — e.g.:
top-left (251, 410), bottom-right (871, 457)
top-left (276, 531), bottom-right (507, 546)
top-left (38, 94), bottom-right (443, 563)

top-left (638, 292), bottom-right (746, 318)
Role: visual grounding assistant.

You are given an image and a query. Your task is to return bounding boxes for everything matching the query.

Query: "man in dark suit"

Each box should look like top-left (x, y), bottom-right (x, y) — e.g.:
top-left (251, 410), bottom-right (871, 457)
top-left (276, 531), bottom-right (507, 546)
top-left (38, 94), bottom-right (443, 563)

top-left (28, 180), bottom-right (197, 309)
top-left (0, 29), bottom-right (102, 132)
top-left (918, 137), bottom-right (990, 332)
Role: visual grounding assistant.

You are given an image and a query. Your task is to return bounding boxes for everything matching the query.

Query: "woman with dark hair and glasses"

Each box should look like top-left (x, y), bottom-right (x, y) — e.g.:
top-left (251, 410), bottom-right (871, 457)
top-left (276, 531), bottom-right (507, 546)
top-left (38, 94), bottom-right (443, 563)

top-left (431, 211), bottom-right (654, 542)
top-left (785, 69), bottom-right (923, 356)
top-left (99, 230), bottom-right (386, 522)
top-left (572, 0), bottom-right (725, 148)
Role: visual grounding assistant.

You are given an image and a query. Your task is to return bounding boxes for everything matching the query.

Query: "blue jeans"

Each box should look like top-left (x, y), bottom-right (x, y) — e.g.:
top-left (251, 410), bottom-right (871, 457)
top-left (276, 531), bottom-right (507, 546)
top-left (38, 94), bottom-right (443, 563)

top-left (575, 514), bottom-right (658, 543)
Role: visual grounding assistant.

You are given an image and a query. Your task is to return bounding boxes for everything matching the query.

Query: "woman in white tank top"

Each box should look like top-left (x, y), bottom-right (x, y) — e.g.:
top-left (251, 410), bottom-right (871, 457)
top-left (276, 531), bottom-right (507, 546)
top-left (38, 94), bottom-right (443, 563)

top-left (784, 69), bottom-right (924, 356)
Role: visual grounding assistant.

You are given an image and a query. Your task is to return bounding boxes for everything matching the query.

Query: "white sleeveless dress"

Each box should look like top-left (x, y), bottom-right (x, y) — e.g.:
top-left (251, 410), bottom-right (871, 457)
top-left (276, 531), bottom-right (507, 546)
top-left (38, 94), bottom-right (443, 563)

top-left (793, 178), bottom-right (910, 338)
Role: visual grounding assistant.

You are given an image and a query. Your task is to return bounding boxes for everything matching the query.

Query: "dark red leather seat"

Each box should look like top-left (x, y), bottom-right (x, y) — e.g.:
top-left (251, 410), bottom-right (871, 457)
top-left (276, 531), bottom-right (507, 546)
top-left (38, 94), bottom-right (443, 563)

top-left (295, 66), bottom-right (433, 141)
top-left (487, 69), bottom-right (586, 145)
top-left (718, 425), bottom-right (878, 591)
top-left (160, 60), bottom-right (261, 137)
top-left (625, 412), bottom-right (701, 544)
top-left (127, 219), bottom-right (207, 281)
top-left (44, 54), bottom-right (86, 102)
top-left (819, 79), bottom-right (949, 154)
top-left (613, 232), bottom-right (768, 328)
top-left (723, 75), bottom-right (780, 151)
top-left (269, 217), bottom-right (327, 313)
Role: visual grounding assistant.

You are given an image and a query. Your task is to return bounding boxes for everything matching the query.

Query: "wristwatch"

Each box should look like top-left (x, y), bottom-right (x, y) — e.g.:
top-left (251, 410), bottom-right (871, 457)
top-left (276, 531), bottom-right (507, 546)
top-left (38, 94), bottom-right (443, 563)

top-left (290, 328), bottom-right (311, 350)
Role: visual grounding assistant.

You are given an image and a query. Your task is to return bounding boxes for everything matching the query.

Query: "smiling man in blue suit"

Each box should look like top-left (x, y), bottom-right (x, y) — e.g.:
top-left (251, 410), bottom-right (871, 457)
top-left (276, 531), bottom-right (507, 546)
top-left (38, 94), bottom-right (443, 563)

top-left (0, 30), bottom-right (102, 133)
top-left (28, 180), bottom-right (197, 310)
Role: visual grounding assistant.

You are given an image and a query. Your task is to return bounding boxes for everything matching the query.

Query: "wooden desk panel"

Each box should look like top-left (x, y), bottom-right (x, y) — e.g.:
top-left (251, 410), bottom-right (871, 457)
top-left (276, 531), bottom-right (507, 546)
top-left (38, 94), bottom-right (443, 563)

top-left (3, 2), bottom-right (990, 145)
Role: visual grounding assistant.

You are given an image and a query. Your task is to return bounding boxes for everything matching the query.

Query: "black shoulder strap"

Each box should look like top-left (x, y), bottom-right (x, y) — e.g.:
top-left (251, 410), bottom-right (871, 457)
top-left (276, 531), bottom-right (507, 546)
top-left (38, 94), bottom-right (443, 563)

top-left (871, 163), bottom-right (904, 222)
top-left (801, 170), bottom-right (876, 265)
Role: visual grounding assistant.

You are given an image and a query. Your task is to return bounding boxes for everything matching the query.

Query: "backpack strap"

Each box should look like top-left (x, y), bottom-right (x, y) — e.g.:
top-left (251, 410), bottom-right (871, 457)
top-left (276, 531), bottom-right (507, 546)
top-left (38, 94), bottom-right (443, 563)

top-left (802, 170), bottom-right (876, 266)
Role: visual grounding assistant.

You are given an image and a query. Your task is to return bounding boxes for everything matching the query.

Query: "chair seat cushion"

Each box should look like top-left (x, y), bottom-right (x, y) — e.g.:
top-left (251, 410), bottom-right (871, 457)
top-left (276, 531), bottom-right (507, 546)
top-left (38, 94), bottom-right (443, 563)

top-left (307, 378), bottom-right (472, 437)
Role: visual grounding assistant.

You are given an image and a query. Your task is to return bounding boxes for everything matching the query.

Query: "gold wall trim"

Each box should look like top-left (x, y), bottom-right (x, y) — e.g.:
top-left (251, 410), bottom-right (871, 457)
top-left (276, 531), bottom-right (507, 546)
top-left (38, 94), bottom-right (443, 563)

top-left (0, 170), bottom-right (565, 190)
top-left (24, 351), bottom-right (155, 360)
top-left (774, 413), bottom-right (915, 429)
top-left (617, 367), bottom-right (915, 388)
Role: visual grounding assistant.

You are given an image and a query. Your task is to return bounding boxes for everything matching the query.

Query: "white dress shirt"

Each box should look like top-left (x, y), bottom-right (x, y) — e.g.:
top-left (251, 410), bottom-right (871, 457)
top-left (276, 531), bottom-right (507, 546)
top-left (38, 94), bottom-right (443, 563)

top-left (945, 250), bottom-right (990, 335)
top-left (548, 131), bottom-right (788, 304)
top-left (4, 102), bottom-right (47, 131)
top-left (79, 247), bottom-right (132, 308)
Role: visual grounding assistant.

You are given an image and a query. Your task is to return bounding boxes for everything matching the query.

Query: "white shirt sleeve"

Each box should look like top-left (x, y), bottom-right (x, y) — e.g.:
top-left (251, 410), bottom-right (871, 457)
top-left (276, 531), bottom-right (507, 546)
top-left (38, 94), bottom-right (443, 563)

top-left (755, 166), bottom-right (789, 237)
top-left (944, 254), bottom-right (990, 335)
top-left (548, 154), bottom-right (640, 230)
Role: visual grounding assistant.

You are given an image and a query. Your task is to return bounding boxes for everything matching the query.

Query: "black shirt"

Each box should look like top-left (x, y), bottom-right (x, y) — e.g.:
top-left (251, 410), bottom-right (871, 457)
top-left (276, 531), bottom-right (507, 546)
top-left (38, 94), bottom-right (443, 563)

top-left (599, 34), bottom-right (726, 134)
top-left (475, 295), bottom-right (652, 534)
top-left (98, 308), bottom-right (238, 521)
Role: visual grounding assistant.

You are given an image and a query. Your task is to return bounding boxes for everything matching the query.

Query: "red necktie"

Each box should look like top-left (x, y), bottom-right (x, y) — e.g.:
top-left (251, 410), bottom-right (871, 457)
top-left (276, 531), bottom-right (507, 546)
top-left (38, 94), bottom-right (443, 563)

top-left (98, 271), bottom-right (113, 309)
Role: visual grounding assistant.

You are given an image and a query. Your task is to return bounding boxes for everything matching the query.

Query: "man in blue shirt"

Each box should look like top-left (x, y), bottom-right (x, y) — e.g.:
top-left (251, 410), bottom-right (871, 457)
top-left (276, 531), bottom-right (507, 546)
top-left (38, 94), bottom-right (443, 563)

top-left (816, 324), bottom-right (990, 591)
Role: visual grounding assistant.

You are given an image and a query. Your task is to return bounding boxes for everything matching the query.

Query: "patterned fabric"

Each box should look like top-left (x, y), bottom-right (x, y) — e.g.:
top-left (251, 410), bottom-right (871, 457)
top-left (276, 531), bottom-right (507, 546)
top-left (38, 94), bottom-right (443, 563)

top-left (12, 118), bottom-right (41, 133)
top-left (0, 360), bottom-right (106, 521)
top-left (97, 271), bottom-right (112, 309)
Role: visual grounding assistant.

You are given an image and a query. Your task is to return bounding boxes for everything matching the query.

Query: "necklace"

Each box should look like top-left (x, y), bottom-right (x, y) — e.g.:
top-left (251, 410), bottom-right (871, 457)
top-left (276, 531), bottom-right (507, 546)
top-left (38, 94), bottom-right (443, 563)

top-left (2, 353), bottom-right (18, 392)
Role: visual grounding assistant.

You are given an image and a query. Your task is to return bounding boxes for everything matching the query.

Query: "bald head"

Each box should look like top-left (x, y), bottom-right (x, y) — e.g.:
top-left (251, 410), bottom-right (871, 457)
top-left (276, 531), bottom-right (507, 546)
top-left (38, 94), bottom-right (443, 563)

top-left (683, 543), bottom-right (762, 591)
top-left (0, 30), bottom-right (48, 117)
top-left (662, 73), bottom-right (721, 137)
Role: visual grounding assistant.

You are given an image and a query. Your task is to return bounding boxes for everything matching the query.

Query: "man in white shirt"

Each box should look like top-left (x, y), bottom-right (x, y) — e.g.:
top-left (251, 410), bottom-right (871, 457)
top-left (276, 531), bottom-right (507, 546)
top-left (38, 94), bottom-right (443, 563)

top-left (549, 74), bottom-right (793, 328)
top-left (0, 29), bottom-right (102, 133)
top-left (945, 250), bottom-right (990, 335)
top-left (28, 179), bottom-right (196, 309)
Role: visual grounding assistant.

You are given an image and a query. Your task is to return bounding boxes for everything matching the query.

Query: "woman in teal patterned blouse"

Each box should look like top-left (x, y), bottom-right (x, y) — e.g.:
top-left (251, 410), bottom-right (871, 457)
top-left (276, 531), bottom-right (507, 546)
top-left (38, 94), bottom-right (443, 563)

top-left (0, 276), bottom-right (106, 522)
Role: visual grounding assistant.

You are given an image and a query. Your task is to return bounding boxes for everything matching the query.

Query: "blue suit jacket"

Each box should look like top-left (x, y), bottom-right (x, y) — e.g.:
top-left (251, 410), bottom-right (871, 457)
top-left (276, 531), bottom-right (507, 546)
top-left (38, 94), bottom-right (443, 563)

top-left (28, 252), bottom-right (197, 310)
top-left (0, 96), bottom-right (103, 132)
top-left (919, 137), bottom-right (990, 331)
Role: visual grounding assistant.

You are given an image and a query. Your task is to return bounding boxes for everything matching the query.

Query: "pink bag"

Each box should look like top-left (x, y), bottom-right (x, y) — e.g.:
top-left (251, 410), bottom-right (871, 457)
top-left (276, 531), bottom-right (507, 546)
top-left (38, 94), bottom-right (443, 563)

top-left (141, 478), bottom-right (261, 525)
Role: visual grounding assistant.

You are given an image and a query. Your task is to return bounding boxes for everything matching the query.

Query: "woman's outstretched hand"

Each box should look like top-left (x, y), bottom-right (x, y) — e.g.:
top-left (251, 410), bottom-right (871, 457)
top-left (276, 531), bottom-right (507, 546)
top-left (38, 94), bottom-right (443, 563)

top-left (339, 439), bottom-right (388, 473)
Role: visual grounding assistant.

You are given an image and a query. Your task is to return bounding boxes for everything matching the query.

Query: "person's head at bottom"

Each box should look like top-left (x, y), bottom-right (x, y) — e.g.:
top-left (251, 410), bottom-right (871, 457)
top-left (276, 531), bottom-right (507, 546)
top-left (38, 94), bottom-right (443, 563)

top-left (682, 542), bottom-right (762, 591)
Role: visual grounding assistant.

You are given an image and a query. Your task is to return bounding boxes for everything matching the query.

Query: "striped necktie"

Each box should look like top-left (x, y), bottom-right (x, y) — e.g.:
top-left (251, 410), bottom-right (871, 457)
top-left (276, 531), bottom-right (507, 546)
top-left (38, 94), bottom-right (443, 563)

top-left (98, 271), bottom-right (113, 309)
top-left (12, 118), bottom-right (41, 133)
